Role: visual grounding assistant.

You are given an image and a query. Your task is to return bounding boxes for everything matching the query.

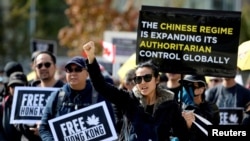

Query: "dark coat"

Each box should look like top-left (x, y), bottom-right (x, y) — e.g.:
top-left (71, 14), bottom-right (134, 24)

top-left (87, 59), bottom-right (189, 141)
top-left (2, 95), bottom-right (22, 141)
top-left (39, 81), bottom-right (115, 141)
top-left (184, 102), bottom-right (220, 141)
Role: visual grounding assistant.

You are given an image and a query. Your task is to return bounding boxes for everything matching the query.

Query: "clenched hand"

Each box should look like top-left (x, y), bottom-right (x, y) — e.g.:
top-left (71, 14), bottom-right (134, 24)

top-left (82, 41), bottom-right (95, 64)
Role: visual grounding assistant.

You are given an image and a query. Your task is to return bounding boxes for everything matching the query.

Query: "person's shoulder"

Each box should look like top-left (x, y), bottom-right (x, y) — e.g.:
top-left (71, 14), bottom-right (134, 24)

top-left (202, 101), bottom-right (219, 110)
top-left (236, 83), bottom-right (250, 91)
top-left (54, 80), bottom-right (65, 87)
top-left (28, 79), bottom-right (41, 86)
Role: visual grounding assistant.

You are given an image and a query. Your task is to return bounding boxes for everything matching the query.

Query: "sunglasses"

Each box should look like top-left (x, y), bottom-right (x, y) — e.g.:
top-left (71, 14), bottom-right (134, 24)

top-left (36, 62), bottom-right (52, 69)
top-left (65, 67), bottom-right (85, 73)
top-left (133, 74), bottom-right (153, 84)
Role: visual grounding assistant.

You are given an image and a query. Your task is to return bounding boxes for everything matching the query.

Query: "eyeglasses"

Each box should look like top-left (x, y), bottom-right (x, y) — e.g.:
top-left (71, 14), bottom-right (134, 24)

top-left (133, 74), bottom-right (153, 84)
top-left (36, 62), bottom-right (52, 69)
top-left (65, 67), bottom-right (85, 73)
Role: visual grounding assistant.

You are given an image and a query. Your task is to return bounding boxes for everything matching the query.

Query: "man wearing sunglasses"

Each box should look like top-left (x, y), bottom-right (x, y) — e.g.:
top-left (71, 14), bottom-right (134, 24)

top-left (83, 41), bottom-right (189, 141)
top-left (2, 71), bottom-right (28, 141)
top-left (39, 56), bottom-right (115, 141)
top-left (16, 51), bottom-right (65, 141)
top-left (31, 51), bottom-right (65, 87)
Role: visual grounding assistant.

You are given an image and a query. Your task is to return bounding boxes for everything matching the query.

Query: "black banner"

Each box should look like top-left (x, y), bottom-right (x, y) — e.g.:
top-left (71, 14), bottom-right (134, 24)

top-left (137, 6), bottom-right (241, 77)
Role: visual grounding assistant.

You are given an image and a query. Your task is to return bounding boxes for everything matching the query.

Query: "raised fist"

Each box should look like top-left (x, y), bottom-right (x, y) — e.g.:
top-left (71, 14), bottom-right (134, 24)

top-left (82, 41), bottom-right (95, 63)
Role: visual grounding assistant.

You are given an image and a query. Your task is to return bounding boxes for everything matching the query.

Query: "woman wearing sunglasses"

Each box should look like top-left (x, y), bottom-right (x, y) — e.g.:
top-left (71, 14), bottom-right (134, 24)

top-left (83, 41), bottom-right (189, 141)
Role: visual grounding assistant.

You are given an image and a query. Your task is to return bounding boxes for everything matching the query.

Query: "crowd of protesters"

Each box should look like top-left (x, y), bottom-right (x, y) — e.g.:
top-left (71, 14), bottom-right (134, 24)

top-left (0, 44), bottom-right (250, 141)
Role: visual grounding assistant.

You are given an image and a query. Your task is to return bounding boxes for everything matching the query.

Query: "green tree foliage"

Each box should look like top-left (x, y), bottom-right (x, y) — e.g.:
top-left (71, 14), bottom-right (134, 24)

top-left (0, 0), bottom-right (68, 69)
top-left (1, 0), bottom-right (30, 65)
top-left (57, 0), bottom-right (139, 57)
top-left (34, 1), bottom-right (68, 40)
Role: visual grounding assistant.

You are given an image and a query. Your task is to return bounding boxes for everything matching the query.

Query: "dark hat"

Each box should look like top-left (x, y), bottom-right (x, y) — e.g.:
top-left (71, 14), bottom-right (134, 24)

top-left (179, 74), bottom-right (206, 87)
top-left (8, 72), bottom-right (27, 86)
top-left (65, 56), bottom-right (87, 69)
top-left (4, 61), bottom-right (23, 77)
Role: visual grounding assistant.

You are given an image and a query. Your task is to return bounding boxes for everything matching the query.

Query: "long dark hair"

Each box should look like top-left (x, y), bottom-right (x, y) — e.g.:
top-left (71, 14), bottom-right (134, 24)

top-left (135, 60), bottom-right (159, 78)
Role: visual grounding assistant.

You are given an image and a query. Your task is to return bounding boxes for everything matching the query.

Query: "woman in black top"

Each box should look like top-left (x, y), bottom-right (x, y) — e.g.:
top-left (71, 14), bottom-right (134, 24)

top-left (83, 41), bottom-right (189, 141)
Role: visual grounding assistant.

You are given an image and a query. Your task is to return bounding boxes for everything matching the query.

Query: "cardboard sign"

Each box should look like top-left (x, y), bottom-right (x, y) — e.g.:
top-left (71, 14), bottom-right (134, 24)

top-left (48, 101), bottom-right (117, 141)
top-left (30, 38), bottom-right (57, 55)
top-left (219, 107), bottom-right (244, 125)
top-left (10, 87), bottom-right (59, 124)
top-left (137, 6), bottom-right (241, 77)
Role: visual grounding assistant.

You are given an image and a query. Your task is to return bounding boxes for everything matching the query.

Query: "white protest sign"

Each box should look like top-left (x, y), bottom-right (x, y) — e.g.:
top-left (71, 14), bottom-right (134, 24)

top-left (10, 86), bottom-right (59, 124)
top-left (49, 101), bottom-right (117, 141)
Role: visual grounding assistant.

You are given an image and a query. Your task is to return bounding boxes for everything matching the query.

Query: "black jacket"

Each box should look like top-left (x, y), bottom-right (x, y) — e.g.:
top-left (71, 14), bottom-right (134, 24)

top-left (184, 102), bottom-right (220, 141)
top-left (2, 95), bottom-right (22, 141)
top-left (87, 58), bottom-right (189, 141)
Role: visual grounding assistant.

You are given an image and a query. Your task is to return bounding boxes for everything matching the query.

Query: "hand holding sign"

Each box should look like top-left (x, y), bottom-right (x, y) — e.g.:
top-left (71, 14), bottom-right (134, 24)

top-left (29, 121), bottom-right (41, 136)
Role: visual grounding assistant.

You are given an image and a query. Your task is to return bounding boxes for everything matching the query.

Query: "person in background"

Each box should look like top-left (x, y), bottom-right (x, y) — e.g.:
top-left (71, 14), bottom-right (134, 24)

top-left (159, 73), bottom-right (183, 103)
top-left (55, 63), bottom-right (67, 83)
top-left (116, 68), bottom-right (136, 134)
top-left (118, 68), bottom-right (136, 91)
top-left (0, 61), bottom-right (24, 98)
top-left (39, 56), bottom-right (115, 141)
top-left (205, 77), bottom-right (250, 108)
top-left (27, 51), bottom-right (41, 84)
top-left (16, 51), bottom-right (65, 141)
top-left (4, 61), bottom-right (24, 78)
top-left (2, 72), bottom-right (28, 141)
top-left (205, 76), bottom-right (250, 125)
top-left (99, 63), bottom-right (115, 85)
top-left (179, 74), bottom-right (220, 141)
top-left (206, 76), bottom-right (222, 89)
top-left (83, 41), bottom-right (189, 141)
top-left (30, 51), bottom-right (64, 87)
top-left (0, 62), bottom-right (24, 141)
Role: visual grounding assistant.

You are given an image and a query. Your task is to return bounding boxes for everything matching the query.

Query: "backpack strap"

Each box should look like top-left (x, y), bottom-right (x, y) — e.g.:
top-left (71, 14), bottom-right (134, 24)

top-left (55, 88), bottom-right (66, 115)
top-left (91, 86), bottom-right (98, 104)
top-left (55, 86), bottom-right (98, 113)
